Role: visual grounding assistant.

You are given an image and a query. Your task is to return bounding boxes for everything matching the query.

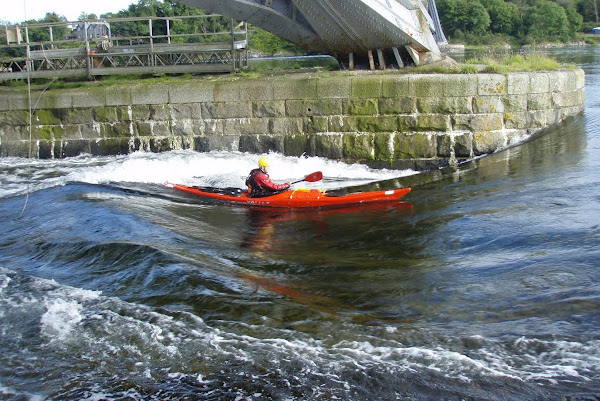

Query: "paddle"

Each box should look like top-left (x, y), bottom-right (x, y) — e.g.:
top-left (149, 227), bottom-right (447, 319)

top-left (290, 171), bottom-right (323, 185)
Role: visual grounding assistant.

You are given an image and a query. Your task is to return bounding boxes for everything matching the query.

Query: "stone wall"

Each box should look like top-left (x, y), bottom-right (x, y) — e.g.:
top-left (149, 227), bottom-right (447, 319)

top-left (0, 69), bottom-right (585, 169)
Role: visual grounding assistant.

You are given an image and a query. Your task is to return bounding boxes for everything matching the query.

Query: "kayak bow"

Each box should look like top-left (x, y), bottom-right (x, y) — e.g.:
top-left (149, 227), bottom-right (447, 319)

top-left (165, 183), bottom-right (411, 208)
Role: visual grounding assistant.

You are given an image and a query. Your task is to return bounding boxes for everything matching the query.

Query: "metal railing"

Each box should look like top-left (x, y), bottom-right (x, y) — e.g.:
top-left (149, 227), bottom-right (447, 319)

top-left (1, 14), bottom-right (248, 80)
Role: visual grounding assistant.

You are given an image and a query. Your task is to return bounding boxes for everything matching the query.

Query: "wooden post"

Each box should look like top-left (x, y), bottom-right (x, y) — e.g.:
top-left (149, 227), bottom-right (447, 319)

top-left (368, 50), bottom-right (375, 71)
top-left (376, 49), bottom-right (386, 70)
top-left (349, 53), bottom-right (354, 71)
top-left (392, 46), bottom-right (404, 68)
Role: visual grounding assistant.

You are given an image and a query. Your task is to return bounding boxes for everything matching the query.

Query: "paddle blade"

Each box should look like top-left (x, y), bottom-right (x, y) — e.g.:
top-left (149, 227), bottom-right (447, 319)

top-left (303, 171), bottom-right (323, 182)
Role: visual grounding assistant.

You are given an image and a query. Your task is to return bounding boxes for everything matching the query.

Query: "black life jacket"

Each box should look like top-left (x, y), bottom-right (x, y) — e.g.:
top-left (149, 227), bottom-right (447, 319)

top-left (245, 168), bottom-right (269, 197)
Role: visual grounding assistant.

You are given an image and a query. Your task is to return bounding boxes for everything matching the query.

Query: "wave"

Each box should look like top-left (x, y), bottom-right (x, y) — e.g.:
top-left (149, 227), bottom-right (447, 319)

top-left (0, 150), bottom-right (416, 199)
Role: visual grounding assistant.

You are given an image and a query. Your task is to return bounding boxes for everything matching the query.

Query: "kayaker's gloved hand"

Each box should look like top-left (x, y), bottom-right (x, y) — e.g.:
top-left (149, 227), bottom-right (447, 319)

top-left (284, 183), bottom-right (291, 190)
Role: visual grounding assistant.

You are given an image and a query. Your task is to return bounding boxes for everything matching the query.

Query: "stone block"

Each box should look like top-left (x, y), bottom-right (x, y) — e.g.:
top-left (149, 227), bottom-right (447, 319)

top-left (37, 91), bottom-right (73, 109)
top-left (32, 109), bottom-right (61, 125)
top-left (329, 116), bottom-right (357, 132)
top-left (80, 123), bottom-right (101, 139)
top-left (6, 92), bottom-right (29, 111)
top-left (379, 97), bottom-right (416, 114)
top-left (416, 114), bottom-right (451, 131)
top-left (90, 138), bottom-right (130, 156)
top-left (202, 102), bottom-right (252, 119)
top-left (100, 121), bottom-right (134, 138)
top-left (373, 133), bottom-right (393, 160)
top-left (149, 104), bottom-right (172, 121)
top-left (274, 77), bottom-right (317, 100)
top-left (527, 93), bottom-right (551, 110)
top-left (502, 95), bottom-right (527, 112)
top-left (410, 74), bottom-right (446, 97)
top-left (170, 119), bottom-right (196, 136)
top-left (393, 133), bottom-right (436, 159)
top-left (398, 115), bottom-right (418, 132)
top-left (575, 69), bottom-right (585, 90)
top-left (442, 75), bottom-right (478, 96)
top-left (0, 110), bottom-right (30, 126)
top-left (207, 135), bottom-right (240, 151)
top-left (1, 140), bottom-right (34, 157)
top-left (474, 96), bottom-right (504, 114)
top-left (286, 99), bottom-right (342, 117)
top-left (131, 84), bottom-right (170, 105)
top-left (0, 125), bottom-right (28, 141)
top-left (545, 109), bottom-right (561, 125)
top-left (258, 135), bottom-right (285, 154)
top-left (169, 81), bottom-right (214, 103)
top-left (478, 74), bottom-right (507, 95)
top-left (453, 113), bottom-right (503, 132)
top-left (284, 134), bottom-right (313, 157)
top-left (529, 73), bottom-right (550, 94)
top-left (507, 73), bottom-right (530, 95)
top-left (105, 86), bottom-right (131, 106)
top-left (343, 134), bottom-right (374, 160)
top-left (453, 132), bottom-right (473, 157)
top-left (381, 75), bottom-right (410, 98)
top-left (62, 140), bottom-right (91, 157)
top-left (223, 118), bottom-right (269, 135)
top-left (417, 97), bottom-right (472, 114)
top-left (351, 75), bottom-right (382, 98)
top-left (240, 79), bottom-right (274, 101)
top-left (61, 124), bottom-right (83, 140)
top-left (60, 108), bottom-right (94, 125)
top-left (504, 111), bottom-right (528, 129)
top-left (131, 105), bottom-right (151, 121)
top-left (527, 110), bottom-right (546, 128)
top-left (37, 140), bottom-right (53, 159)
top-left (202, 119), bottom-right (224, 135)
top-left (343, 98), bottom-right (378, 116)
top-left (473, 130), bottom-right (507, 155)
top-left (314, 133), bottom-right (343, 159)
top-left (253, 101), bottom-right (286, 118)
top-left (214, 81), bottom-right (241, 102)
top-left (356, 115), bottom-right (398, 132)
top-left (93, 107), bottom-right (119, 123)
top-left (194, 136), bottom-right (210, 152)
top-left (552, 90), bottom-right (582, 108)
top-left (239, 135), bottom-right (261, 153)
top-left (317, 76), bottom-right (352, 99)
top-left (270, 117), bottom-right (304, 135)
top-left (171, 104), bottom-right (202, 120)
top-left (71, 88), bottom-right (106, 108)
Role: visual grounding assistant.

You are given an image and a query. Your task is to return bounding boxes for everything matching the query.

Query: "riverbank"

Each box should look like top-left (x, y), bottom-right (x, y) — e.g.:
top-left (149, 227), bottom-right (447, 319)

top-left (0, 68), bottom-right (585, 170)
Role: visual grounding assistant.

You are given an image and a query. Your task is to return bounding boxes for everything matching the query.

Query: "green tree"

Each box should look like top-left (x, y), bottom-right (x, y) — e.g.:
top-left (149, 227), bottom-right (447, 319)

top-left (577, 0), bottom-right (599, 22)
top-left (437, 0), bottom-right (491, 37)
top-left (525, 0), bottom-right (570, 40)
top-left (479, 0), bottom-right (522, 35)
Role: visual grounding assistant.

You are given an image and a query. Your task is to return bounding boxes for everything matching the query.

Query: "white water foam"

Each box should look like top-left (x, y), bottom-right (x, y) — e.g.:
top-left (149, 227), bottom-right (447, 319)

top-left (0, 150), bottom-right (416, 198)
top-left (41, 298), bottom-right (84, 341)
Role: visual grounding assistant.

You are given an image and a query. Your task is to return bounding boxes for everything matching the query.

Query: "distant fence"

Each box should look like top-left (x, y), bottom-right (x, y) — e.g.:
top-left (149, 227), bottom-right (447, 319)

top-left (0, 14), bottom-right (248, 80)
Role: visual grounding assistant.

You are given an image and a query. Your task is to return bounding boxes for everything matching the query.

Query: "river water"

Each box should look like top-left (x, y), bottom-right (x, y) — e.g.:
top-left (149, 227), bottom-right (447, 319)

top-left (1, 48), bottom-right (599, 400)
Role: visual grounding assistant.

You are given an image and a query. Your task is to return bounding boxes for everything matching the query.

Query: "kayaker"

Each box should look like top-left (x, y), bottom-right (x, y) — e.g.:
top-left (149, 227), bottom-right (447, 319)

top-left (246, 157), bottom-right (290, 197)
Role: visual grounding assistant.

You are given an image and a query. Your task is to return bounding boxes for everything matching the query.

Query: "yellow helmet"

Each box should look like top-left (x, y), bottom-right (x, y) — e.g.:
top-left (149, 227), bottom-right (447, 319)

top-left (258, 156), bottom-right (269, 168)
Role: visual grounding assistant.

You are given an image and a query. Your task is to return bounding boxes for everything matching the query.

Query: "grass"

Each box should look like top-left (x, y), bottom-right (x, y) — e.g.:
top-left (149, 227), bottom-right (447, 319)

top-left (466, 53), bottom-right (564, 73)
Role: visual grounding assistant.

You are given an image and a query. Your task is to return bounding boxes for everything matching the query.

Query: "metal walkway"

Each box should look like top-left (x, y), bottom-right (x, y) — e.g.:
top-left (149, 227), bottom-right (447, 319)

top-left (176, 0), bottom-right (447, 69)
top-left (1, 15), bottom-right (248, 81)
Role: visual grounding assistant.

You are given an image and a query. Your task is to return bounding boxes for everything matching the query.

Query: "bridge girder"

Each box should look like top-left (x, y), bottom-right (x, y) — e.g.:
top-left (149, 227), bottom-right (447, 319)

top-left (176, 0), bottom-right (445, 67)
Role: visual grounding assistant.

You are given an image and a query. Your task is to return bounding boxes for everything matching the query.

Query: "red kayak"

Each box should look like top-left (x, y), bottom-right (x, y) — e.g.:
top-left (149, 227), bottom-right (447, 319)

top-left (165, 183), bottom-right (411, 208)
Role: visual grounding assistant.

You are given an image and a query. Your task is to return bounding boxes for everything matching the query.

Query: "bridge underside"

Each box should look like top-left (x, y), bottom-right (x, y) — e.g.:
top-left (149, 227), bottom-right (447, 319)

top-left (176, 0), bottom-right (447, 69)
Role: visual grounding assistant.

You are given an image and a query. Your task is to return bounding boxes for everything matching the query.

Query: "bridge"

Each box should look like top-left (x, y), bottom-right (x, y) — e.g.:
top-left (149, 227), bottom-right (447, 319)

top-left (176, 0), bottom-right (447, 69)
top-left (0, 15), bottom-right (248, 81)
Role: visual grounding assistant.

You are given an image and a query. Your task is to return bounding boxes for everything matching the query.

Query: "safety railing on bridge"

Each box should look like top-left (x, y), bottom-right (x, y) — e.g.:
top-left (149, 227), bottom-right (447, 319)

top-left (1, 14), bottom-right (248, 80)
